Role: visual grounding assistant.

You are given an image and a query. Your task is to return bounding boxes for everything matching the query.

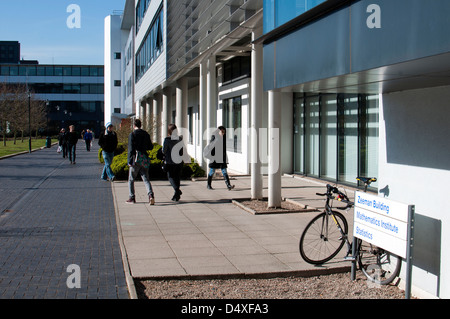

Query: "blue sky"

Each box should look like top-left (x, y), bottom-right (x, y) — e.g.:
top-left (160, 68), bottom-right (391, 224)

top-left (0, 0), bottom-right (125, 65)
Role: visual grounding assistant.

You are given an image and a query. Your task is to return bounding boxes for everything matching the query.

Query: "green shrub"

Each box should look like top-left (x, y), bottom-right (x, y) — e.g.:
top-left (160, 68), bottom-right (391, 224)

top-left (100, 142), bottom-right (205, 181)
top-left (98, 143), bottom-right (127, 163)
top-left (110, 152), bottom-right (130, 180)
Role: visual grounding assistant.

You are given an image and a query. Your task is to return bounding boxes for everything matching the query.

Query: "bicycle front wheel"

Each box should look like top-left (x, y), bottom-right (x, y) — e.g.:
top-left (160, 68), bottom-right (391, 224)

top-left (299, 211), bottom-right (348, 265)
top-left (358, 242), bottom-right (402, 285)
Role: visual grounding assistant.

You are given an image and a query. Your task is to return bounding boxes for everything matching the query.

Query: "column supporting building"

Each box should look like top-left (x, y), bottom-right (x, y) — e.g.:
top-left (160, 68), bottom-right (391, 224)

top-left (206, 55), bottom-right (217, 137)
top-left (199, 60), bottom-right (208, 167)
top-left (251, 26), bottom-right (264, 200)
top-left (161, 88), bottom-right (171, 141)
top-left (268, 90), bottom-right (282, 208)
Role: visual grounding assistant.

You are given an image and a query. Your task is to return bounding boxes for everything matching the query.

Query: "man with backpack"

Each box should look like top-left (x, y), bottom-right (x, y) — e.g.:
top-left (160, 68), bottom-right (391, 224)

top-left (126, 119), bottom-right (155, 205)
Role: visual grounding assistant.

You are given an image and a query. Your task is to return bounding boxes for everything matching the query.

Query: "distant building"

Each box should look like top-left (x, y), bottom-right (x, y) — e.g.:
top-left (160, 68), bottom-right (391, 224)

top-left (0, 41), bottom-right (20, 64)
top-left (0, 41), bottom-right (105, 137)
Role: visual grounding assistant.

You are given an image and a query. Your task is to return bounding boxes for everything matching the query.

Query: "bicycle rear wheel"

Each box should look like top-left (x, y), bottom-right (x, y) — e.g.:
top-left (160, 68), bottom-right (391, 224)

top-left (358, 241), bottom-right (402, 285)
top-left (299, 211), bottom-right (348, 264)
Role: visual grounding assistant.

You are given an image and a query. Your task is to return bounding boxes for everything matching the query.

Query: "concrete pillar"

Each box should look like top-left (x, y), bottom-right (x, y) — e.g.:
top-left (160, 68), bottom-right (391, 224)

top-left (176, 78), bottom-right (188, 131)
top-left (152, 95), bottom-right (159, 143)
top-left (145, 99), bottom-right (151, 131)
top-left (251, 26), bottom-right (264, 200)
top-left (268, 90), bottom-right (282, 208)
top-left (162, 88), bottom-right (171, 140)
top-left (206, 55), bottom-right (217, 137)
top-left (199, 60), bottom-right (208, 166)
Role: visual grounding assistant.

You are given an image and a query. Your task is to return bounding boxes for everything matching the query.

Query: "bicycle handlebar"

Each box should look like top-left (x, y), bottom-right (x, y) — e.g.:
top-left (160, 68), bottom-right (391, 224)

top-left (317, 184), bottom-right (354, 210)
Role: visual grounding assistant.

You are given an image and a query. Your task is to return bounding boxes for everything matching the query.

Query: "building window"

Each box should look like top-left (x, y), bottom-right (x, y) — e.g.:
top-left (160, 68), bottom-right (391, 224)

top-left (114, 108), bottom-right (121, 114)
top-left (114, 80), bottom-right (121, 87)
top-left (136, 0), bottom-right (152, 33)
top-left (72, 67), bottom-right (81, 76)
top-left (114, 52), bottom-right (121, 59)
top-left (135, 6), bottom-right (164, 82)
top-left (293, 93), bottom-right (379, 188)
top-left (222, 96), bottom-right (242, 153)
top-left (81, 67), bottom-right (90, 76)
top-left (263, 0), bottom-right (327, 34)
top-left (223, 56), bottom-right (251, 84)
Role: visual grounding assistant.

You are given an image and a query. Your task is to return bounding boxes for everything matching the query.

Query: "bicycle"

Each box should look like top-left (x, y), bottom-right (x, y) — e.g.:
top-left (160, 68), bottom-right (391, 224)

top-left (299, 177), bottom-right (402, 285)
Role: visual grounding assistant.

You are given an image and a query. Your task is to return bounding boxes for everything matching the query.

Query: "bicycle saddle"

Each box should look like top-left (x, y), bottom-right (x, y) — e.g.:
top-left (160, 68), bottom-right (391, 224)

top-left (356, 177), bottom-right (377, 184)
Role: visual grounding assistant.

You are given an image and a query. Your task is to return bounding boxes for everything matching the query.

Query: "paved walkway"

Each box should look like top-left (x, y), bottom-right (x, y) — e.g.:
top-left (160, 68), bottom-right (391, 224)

top-left (113, 170), bottom-right (356, 286)
top-left (0, 141), bottom-right (129, 299)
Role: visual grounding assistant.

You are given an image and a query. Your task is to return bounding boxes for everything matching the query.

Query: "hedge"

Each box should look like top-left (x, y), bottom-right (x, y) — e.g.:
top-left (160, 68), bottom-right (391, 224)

top-left (99, 142), bottom-right (205, 181)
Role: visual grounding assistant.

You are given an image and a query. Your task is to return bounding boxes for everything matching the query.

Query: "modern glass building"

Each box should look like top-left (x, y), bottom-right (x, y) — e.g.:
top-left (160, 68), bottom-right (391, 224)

top-left (261, 0), bottom-right (450, 299)
top-left (1, 63), bottom-right (105, 136)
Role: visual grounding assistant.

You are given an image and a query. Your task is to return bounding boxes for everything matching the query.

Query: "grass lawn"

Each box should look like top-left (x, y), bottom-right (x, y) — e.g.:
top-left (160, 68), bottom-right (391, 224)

top-left (0, 139), bottom-right (48, 158)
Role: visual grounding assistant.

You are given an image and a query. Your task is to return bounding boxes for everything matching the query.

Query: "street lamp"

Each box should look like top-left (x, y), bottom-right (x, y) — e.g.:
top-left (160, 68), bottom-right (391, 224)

top-left (28, 90), bottom-right (31, 153)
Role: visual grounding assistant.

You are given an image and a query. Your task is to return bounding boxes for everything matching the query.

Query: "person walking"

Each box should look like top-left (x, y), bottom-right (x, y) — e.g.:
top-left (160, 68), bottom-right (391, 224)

top-left (162, 124), bottom-right (184, 202)
top-left (83, 129), bottom-right (93, 151)
top-left (204, 126), bottom-right (235, 190)
top-left (98, 122), bottom-right (118, 182)
top-left (58, 128), bottom-right (68, 158)
top-left (67, 125), bottom-right (78, 165)
top-left (126, 119), bottom-right (155, 205)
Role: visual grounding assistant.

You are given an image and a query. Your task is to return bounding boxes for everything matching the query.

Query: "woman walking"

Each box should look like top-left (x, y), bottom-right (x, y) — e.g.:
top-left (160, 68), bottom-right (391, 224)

top-left (204, 126), bottom-right (234, 190)
top-left (162, 124), bottom-right (184, 201)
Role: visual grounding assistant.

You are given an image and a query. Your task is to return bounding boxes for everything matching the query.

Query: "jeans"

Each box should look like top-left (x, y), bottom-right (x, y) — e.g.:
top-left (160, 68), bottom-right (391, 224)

top-left (128, 164), bottom-right (154, 198)
top-left (167, 164), bottom-right (182, 195)
top-left (101, 151), bottom-right (115, 180)
top-left (208, 167), bottom-right (227, 177)
top-left (68, 144), bottom-right (76, 163)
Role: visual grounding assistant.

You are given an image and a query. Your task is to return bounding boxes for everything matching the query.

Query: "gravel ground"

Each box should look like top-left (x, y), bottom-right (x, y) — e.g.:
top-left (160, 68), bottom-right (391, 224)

top-left (136, 272), bottom-right (409, 299)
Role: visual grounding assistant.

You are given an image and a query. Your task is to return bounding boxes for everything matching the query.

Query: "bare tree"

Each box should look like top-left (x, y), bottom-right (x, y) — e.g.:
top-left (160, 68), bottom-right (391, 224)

top-left (0, 82), bottom-right (15, 146)
top-left (0, 83), bottom-right (48, 145)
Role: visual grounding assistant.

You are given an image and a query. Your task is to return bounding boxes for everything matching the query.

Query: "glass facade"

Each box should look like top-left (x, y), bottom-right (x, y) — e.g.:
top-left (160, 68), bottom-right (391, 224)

top-left (294, 93), bottom-right (379, 188)
top-left (222, 97), bottom-right (242, 154)
top-left (1, 64), bottom-right (104, 137)
top-left (263, 0), bottom-right (326, 33)
top-left (135, 6), bottom-right (164, 82)
top-left (1, 65), bottom-right (104, 77)
top-left (136, 0), bottom-right (152, 33)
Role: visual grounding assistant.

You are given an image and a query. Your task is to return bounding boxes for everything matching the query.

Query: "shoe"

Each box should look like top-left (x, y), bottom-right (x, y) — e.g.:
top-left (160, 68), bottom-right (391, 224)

top-left (207, 175), bottom-right (213, 190)
top-left (149, 195), bottom-right (155, 205)
top-left (224, 174), bottom-right (235, 190)
top-left (110, 176), bottom-right (115, 182)
top-left (125, 197), bottom-right (135, 204)
top-left (171, 190), bottom-right (181, 202)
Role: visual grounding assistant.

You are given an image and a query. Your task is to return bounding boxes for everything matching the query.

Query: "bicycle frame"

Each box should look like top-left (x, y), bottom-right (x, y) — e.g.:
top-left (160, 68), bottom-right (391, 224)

top-left (324, 196), bottom-right (354, 261)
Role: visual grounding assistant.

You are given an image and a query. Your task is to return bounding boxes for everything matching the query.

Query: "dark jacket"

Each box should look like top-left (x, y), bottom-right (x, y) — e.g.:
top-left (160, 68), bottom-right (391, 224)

top-left (98, 130), bottom-right (118, 153)
top-left (83, 131), bottom-right (93, 142)
top-left (208, 134), bottom-right (227, 169)
top-left (58, 132), bottom-right (68, 146)
top-left (128, 129), bottom-right (153, 165)
top-left (67, 131), bottom-right (79, 145)
top-left (163, 135), bottom-right (184, 165)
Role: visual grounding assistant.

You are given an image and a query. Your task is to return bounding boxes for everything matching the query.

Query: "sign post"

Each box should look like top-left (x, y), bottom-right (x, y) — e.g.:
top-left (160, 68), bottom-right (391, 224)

top-left (353, 191), bottom-right (415, 299)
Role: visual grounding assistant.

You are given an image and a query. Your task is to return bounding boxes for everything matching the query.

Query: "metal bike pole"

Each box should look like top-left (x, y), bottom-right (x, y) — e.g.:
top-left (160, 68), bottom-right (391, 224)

top-left (351, 237), bottom-right (357, 281)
